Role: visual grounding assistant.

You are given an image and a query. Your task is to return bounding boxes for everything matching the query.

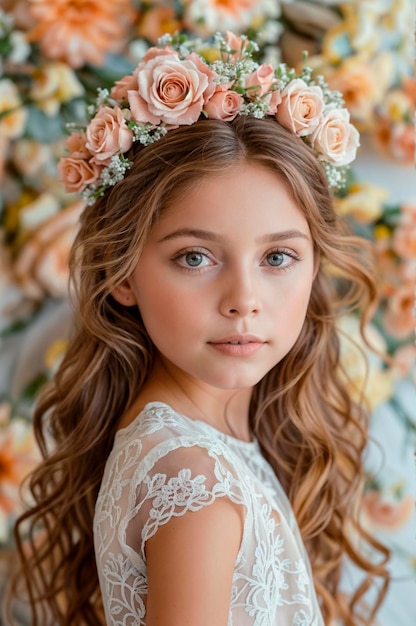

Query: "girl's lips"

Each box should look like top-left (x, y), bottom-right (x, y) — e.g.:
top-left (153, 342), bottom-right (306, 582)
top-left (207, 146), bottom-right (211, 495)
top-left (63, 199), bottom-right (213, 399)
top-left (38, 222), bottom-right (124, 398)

top-left (208, 336), bottom-right (265, 357)
top-left (210, 334), bottom-right (264, 344)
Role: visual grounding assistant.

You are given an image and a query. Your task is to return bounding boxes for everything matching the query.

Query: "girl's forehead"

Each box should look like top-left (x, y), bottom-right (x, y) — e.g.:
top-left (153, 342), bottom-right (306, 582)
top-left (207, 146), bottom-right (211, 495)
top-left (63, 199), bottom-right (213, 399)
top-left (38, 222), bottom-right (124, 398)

top-left (149, 163), bottom-right (311, 241)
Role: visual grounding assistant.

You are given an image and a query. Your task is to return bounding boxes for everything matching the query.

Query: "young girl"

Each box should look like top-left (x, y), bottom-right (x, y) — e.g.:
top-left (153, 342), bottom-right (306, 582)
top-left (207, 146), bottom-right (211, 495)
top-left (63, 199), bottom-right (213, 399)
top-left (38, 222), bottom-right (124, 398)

top-left (9, 32), bottom-right (389, 626)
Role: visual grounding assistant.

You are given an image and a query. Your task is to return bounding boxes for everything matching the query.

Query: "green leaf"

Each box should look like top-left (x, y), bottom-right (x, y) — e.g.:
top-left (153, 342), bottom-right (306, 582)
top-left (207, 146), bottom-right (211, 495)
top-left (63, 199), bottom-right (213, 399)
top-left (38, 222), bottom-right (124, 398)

top-left (25, 105), bottom-right (66, 142)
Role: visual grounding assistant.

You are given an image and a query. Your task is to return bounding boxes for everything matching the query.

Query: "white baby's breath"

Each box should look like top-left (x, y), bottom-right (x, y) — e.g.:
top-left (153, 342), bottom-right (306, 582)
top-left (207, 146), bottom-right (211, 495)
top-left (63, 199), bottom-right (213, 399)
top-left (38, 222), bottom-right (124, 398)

top-left (60, 30), bottom-right (359, 203)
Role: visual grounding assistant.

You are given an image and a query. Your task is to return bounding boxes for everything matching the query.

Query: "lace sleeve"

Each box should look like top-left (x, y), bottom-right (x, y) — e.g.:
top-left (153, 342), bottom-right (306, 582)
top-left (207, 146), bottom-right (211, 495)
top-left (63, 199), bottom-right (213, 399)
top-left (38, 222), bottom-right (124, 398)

top-left (94, 425), bottom-right (248, 567)
top-left (123, 437), bottom-right (247, 561)
top-left (94, 407), bottom-right (325, 626)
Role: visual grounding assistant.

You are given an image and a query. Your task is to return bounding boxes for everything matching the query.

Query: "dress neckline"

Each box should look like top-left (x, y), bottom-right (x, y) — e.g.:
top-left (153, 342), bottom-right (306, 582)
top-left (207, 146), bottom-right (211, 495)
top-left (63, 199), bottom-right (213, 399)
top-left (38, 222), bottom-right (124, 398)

top-left (117, 401), bottom-right (258, 450)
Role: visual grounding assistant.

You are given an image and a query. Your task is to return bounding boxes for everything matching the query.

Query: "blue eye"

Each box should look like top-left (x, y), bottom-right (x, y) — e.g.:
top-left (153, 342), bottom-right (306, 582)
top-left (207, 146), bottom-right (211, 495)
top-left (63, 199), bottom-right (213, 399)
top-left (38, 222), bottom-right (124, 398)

top-left (173, 249), bottom-right (213, 271)
top-left (266, 252), bottom-right (285, 266)
top-left (185, 252), bottom-right (204, 267)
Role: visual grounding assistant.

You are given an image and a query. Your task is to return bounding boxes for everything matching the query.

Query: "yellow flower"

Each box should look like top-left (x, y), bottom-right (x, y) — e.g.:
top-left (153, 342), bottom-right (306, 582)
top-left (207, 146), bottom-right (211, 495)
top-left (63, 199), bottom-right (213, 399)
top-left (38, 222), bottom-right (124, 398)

top-left (0, 78), bottom-right (28, 139)
top-left (384, 88), bottom-right (413, 123)
top-left (322, 3), bottom-right (379, 61)
top-left (11, 139), bottom-right (53, 178)
top-left (30, 62), bottom-right (85, 116)
top-left (374, 224), bottom-right (391, 241)
top-left (45, 339), bottom-right (68, 372)
top-left (19, 191), bottom-right (60, 233)
top-left (333, 182), bottom-right (388, 223)
top-left (337, 316), bottom-right (394, 410)
top-left (198, 46), bottom-right (221, 64)
top-left (136, 5), bottom-right (183, 44)
top-left (14, 200), bottom-right (84, 300)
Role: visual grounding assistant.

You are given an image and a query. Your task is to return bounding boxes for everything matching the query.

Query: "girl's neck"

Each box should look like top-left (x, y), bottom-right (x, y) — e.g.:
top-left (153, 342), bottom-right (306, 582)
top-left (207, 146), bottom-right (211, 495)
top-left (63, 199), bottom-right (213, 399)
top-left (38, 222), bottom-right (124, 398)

top-left (120, 357), bottom-right (253, 442)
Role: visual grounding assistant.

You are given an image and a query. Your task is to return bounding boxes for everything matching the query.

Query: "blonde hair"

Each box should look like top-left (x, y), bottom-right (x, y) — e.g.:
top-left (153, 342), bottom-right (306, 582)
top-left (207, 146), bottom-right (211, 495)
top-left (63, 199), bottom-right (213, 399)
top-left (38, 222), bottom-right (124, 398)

top-left (10, 117), bottom-right (389, 625)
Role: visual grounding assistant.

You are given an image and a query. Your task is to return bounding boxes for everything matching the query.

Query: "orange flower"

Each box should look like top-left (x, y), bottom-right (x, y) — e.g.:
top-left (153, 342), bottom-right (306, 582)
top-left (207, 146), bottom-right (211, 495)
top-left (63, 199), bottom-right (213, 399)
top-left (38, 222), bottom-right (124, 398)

top-left (0, 404), bottom-right (40, 524)
top-left (382, 280), bottom-right (416, 340)
top-left (362, 489), bottom-right (414, 532)
top-left (137, 6), bottom-right (183, 44)
top-left (393, 219), bottom-right (416, 259)
top-left (27, 0), bottom-right (136, 68)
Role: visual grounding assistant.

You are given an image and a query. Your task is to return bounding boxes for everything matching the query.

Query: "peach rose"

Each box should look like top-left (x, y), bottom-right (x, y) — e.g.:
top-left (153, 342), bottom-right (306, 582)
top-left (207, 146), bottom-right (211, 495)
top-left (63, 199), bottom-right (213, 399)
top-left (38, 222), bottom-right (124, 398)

top-left (141, 46), bottom-right (179, 64)
top-left (362, 490), bottom-right (414, 532)
top-left (57, 156), bottom-right (101, 194)
top-left (187, 52), bottom-right (217, 102)
top-left (65, 131), bottom-right (91, 159)
top-left (245, 64), bottom-right (275, 97)
top-left (310, 107), bottom-right (360, 166)
top-left (110, 49), bottom-right (176, 102)
top-left (276, 78), bottom-right (325, 137)
top-left (86, 106), bottom-right (133, 164)
top-left (110, 68), bottom-right (139, 102)
top-left (204, 90), bottom-right (242, 121)
top-left (225, 30), bottom-right (250, 59)
top-left (264, 89), bottom-right (282, 115)
top-left (128, 54), bottom-right (210, 125)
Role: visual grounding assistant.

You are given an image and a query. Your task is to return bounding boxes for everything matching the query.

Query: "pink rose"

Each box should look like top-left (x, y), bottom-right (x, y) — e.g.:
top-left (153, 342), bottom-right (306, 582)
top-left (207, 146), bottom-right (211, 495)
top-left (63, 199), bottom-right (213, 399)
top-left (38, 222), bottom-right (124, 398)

top-left (186, 52), bottom-right (217, 103)
top-left (57, 156), bottom-right (101, 193)
top-left (128, 53), bottom-right (209, 125)
top-left (310, 107), bottom-right (360, 166)
top-left (65, 131), bottom-right (91, 159)
top-left (245, 64), bottom-right (275, 97)
top-left (141, 46), bottom-right (179, 64)
top-left (110, 68), bottom-right (139, 101)
top-left (264, 89), bottom-right (282, 115)
top-left (276, 78), bottom-right (324, 137)
top-left (205, 89), bottom-right (242, 121)
top-left (86, 105), bottom-right (133, 164)
top-left (225, 31), bottom-right (249, 60)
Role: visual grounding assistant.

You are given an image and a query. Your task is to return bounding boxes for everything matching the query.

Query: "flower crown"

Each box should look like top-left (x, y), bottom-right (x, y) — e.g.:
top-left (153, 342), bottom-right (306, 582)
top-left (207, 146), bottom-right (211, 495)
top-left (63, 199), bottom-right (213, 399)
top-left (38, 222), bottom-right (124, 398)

top-left (58, 31), bottom-right (360, 205)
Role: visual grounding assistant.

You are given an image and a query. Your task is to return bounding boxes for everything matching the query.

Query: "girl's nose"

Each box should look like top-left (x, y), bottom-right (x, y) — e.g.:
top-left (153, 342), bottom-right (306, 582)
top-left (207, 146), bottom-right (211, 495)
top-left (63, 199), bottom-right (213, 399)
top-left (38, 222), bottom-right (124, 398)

top-left (219, 267), bottom-right (262, 318)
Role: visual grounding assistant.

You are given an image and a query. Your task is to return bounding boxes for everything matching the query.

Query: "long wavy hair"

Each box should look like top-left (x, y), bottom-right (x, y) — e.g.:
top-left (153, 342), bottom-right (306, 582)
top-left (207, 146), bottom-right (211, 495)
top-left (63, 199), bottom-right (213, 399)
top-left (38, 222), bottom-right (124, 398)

top-left (9, 117), bottom-right (389, 625)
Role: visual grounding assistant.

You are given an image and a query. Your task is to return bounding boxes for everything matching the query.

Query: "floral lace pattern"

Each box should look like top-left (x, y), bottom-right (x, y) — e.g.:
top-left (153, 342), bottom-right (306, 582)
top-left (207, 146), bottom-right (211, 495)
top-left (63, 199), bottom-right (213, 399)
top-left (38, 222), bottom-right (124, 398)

top-left (94, 402), bottom-right (324, 625)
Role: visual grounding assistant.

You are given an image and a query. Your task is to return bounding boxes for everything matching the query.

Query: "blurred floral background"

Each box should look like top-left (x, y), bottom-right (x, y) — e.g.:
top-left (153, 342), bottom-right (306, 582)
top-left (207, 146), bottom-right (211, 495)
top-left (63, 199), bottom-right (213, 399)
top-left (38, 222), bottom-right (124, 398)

top-left (0, 1), bottom-right (415, 624)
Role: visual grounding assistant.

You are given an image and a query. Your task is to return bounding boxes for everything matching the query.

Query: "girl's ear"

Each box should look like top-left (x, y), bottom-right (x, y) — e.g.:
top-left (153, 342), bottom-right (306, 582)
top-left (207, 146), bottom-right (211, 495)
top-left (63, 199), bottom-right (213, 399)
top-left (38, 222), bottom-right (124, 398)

top-left (112, 279), bottom-right (137, 306)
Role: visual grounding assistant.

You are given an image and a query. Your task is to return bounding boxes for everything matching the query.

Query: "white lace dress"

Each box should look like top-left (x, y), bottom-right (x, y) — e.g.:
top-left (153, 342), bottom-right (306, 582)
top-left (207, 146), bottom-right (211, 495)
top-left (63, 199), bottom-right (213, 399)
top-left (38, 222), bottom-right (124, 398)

top-left (94, 402), bottom-right (325, 625)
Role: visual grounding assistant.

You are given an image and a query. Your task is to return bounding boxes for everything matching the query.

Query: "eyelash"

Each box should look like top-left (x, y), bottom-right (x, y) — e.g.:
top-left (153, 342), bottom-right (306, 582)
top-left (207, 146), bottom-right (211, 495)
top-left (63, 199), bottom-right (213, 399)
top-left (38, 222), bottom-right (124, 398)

top-left (172, 247), bottom-right (302, 273)
top-left (264, 248), bottom-right (301, 272)
top-left (172, 248), bottom-right (214, 273)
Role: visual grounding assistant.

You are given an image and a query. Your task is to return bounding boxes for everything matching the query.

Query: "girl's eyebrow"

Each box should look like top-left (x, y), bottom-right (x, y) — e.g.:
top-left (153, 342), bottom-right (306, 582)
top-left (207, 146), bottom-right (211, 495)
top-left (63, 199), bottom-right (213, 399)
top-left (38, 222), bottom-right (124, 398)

top-left (157, 228), bottom-right (225, 243)
top-left (158, 228), bottom-right (310, 243)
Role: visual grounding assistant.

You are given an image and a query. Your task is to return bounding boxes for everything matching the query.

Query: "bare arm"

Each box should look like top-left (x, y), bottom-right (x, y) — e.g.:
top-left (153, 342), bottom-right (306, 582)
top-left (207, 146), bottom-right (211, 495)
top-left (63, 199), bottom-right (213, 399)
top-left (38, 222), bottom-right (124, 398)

top-left (145, 497), bottom-right (244, 626)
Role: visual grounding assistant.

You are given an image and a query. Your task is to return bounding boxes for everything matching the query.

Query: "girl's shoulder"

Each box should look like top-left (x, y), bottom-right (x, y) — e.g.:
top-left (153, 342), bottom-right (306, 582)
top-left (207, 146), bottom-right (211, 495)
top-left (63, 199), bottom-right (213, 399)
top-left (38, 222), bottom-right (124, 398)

top-left (105, 401), bottom-right (263, 496)
top-left (114, 400), bottom-right (259, 459)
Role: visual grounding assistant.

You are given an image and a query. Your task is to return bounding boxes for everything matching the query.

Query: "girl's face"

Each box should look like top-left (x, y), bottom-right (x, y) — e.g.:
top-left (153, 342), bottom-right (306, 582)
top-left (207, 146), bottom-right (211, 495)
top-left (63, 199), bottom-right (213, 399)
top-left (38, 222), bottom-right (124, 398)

top-left (115, 163), bottom-right (316, 394)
